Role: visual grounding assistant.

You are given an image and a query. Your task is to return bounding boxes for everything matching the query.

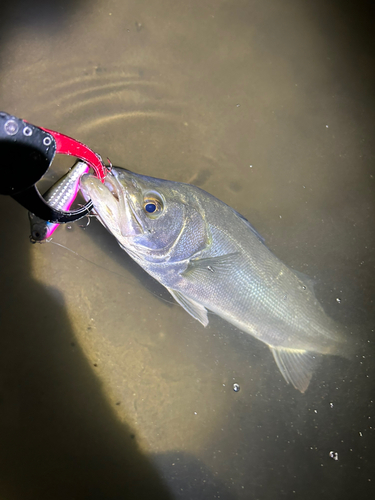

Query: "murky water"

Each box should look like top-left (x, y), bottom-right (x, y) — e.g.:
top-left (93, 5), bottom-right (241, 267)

top-left (0, 0), bottom-right (374, 498)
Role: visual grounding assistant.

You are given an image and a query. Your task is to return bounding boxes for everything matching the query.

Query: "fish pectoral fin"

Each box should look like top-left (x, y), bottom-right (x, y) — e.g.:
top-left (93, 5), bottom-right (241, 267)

top-left (182, 252), bottom-right (241, 280)
top-left (167, 289), bottom-right (209, 327)
top-left (270, 347), bottom-right (321, 393)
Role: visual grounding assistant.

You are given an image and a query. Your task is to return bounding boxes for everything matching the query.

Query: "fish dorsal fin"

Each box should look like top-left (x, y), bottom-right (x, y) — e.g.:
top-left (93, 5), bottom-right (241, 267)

top-left (270, 347), bottom-right (321, 393)
top-left (168, 289), bottom-right (209, 327)
top-left (182, 252), bottom-right (241, 280)
top-left (232, 209), bottom-right (265, 243)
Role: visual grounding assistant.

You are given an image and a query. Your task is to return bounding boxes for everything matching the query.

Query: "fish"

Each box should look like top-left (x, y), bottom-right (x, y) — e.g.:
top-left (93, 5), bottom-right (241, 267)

top-left (29, 160), bottom-right (90, 242)
top-left (80, 167), bottom-right (353, 392)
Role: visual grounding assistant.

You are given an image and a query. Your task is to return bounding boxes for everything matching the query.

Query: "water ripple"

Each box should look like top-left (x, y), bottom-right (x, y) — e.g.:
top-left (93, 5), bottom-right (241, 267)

top-left (27, 63), bottom-right (184, 139)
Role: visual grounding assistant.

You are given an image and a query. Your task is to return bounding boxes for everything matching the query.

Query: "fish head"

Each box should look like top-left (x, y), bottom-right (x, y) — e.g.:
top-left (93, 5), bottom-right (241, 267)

top-left (80, 167), bottom-right (208, 261)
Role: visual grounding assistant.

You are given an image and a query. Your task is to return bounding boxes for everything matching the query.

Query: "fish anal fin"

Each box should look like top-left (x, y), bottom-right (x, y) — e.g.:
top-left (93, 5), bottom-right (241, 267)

top-left (270, 347), bottom-right (321, 393)
top-left (168, 289), bottom-right (209, 327)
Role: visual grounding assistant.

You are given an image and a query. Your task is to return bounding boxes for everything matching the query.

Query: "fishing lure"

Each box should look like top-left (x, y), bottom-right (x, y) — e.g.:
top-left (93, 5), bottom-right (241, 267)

top-left (29, 161), bottom-right (90, 242)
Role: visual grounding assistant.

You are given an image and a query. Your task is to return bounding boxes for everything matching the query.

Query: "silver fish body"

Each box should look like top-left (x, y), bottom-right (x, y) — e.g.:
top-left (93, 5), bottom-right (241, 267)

top-left (29, 161), bottom-right (89, 241)
top-left (80, 167), bottom-right (352, 392)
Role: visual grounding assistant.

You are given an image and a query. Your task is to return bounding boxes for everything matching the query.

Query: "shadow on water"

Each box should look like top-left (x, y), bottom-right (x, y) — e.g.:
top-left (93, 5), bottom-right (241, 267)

top-left (0, 202), bottom-right (175, 499)
top-left (153, 452), bottom-right (238, 500)
top-left (0, 0), bottom-right (82, 34)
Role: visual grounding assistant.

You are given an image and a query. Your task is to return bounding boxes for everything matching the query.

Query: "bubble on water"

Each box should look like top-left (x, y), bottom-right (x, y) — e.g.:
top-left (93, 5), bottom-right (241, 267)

top-left (233, 383), bottom-right (240, 392)
top-left (336, 298), bottom-right (341, 303)
top-left (302, 286), bottom-right (306, 290)
top-left (236, 104), bottom-right (240, 107)
top-left (329, 451), bottom-right (339, 461)
top-left (67, 225), bottom-right (72, 230)
top-left (329, 402), bottom-right (334, 408)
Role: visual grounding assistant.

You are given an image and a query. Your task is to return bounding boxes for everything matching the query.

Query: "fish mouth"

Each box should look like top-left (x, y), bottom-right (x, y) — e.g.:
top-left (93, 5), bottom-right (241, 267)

top-left (107, 170), bottom-right (144, 236)
top-left (104, 174), bottom-right (120, 202)
top-left (81, 170), bottom-right (143, 237)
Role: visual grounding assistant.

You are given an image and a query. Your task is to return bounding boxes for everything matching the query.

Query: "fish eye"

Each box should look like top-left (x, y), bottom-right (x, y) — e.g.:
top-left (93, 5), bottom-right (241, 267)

top-left (143, 193), bottom-right (164, 217)
top-left (145, 202), bottom-right (157, 213)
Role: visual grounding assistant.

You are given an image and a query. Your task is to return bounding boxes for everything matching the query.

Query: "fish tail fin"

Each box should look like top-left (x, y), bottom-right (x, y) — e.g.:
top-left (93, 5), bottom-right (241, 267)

top-left (270, 347), bottom-right (321, 393)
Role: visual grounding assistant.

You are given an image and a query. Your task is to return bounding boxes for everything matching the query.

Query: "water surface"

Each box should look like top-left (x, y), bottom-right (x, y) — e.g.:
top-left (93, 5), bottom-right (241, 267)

top-left (0, 1), bottom-right (374, 498)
